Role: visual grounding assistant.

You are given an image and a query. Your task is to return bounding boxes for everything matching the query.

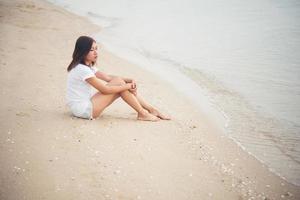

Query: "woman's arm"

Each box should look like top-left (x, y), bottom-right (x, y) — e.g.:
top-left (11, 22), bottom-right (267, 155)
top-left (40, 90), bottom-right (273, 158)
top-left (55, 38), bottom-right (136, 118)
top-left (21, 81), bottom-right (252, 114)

top-left (95, 71), bottom-right (136, 88)
top-left (86, 76), bottom-right (132, 94)
top-left (95, 71), bottom-right (134, 83)
top-left (95, 71), bottom-right (113, 82)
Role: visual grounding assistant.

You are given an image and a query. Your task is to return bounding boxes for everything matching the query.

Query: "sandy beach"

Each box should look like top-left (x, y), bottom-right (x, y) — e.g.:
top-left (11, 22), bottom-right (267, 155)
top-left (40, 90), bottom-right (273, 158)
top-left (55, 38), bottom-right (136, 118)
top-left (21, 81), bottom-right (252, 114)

top-left (0, 0), bottom-right (299, 199)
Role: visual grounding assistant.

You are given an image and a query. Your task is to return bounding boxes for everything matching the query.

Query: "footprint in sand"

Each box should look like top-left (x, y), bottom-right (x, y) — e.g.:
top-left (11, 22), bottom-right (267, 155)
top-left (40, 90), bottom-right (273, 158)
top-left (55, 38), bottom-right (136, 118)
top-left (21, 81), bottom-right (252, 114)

top-left (16, 112), bottom-right (30, 117)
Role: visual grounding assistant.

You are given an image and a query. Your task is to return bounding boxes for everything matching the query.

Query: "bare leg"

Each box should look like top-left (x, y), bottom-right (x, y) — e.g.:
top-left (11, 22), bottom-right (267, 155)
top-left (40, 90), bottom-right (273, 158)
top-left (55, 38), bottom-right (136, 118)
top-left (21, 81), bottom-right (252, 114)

top-left (91, 92), bottom-right (120, 118)
top-left (134, 93), bottom-right (154, 112)
top-left (132, 91), bottom-right (171, 120)
top-left (91, 77), bottom-right (159, 121)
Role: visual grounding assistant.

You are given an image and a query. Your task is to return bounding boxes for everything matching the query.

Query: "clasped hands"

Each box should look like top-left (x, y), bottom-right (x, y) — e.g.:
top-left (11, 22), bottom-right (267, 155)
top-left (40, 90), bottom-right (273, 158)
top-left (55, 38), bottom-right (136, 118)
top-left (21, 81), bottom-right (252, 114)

top-left (128, 79), bottom-right (137, 95)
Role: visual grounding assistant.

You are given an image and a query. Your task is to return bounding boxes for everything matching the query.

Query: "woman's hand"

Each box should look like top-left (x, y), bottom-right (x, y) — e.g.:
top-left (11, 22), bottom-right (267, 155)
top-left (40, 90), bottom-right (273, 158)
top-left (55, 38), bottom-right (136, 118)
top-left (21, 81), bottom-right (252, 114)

top-left (129, 79), bottom-right (136, 88)
top-left (129, 81), bottom-right (137, 95)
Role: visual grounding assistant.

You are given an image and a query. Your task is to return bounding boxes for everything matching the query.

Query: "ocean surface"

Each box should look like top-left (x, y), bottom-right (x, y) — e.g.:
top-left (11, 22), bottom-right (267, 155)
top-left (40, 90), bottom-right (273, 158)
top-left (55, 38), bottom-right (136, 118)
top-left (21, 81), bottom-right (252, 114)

top-left (48, 0), bottom-right (300, 185)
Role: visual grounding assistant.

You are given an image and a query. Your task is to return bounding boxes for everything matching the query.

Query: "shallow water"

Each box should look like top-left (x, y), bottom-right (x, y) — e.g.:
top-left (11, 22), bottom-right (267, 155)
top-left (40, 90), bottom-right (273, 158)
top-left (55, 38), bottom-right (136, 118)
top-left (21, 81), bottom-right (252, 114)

top-left (48, 0), bottom-right (300, 185)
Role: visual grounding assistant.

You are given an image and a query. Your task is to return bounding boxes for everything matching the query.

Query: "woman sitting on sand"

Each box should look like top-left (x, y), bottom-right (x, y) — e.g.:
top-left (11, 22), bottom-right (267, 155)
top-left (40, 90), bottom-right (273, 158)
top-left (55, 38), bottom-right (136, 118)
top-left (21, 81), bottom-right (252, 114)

top-left (66, 36), bottom-right (170, 121)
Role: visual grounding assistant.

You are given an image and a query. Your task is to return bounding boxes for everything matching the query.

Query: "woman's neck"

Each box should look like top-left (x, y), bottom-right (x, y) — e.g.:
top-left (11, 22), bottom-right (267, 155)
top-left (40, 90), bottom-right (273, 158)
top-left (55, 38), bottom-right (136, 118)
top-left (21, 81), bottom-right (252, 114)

top-left (84, 61), bottom-right (91, 66)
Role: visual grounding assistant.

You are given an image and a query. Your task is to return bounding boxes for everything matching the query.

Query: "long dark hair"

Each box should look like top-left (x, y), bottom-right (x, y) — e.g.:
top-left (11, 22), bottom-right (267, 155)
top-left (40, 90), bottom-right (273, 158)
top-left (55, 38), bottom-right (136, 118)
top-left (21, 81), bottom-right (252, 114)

top-left (67, 36), bottom-right (96, 72)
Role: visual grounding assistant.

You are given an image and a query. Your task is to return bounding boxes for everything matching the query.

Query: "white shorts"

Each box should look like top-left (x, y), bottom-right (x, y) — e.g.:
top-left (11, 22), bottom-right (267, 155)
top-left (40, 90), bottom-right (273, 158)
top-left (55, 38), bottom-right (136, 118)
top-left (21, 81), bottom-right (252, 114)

top-left (69, 100), bottom-right (93, 120)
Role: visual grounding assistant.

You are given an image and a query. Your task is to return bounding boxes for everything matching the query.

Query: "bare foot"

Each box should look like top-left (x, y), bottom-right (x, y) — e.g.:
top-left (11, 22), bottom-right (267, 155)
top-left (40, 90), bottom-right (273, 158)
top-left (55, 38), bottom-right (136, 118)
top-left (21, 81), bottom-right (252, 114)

top-left (137, 112), bottom-right (160, 122)
top-left (149, 109), bottom-right (171, 120)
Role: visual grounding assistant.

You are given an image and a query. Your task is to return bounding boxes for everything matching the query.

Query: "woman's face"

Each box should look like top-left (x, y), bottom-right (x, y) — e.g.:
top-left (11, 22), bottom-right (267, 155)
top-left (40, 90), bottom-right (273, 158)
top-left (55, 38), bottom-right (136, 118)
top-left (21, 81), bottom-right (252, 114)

top-left (85, 42), bottom-right (98, 66)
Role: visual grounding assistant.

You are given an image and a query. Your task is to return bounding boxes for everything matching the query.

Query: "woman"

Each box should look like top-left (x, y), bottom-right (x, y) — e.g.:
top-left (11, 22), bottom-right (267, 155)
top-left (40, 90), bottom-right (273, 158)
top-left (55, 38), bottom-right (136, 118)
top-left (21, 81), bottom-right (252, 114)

top-left (66, 36), bottom-right (170, 121)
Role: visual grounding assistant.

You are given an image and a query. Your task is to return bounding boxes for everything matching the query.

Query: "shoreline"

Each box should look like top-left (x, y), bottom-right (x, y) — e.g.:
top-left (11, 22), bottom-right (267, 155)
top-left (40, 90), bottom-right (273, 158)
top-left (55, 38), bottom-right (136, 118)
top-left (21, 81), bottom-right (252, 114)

top-left (0, 0), bottom-right (299, 199)
top-left (72, 0), bottom-right (300, 185)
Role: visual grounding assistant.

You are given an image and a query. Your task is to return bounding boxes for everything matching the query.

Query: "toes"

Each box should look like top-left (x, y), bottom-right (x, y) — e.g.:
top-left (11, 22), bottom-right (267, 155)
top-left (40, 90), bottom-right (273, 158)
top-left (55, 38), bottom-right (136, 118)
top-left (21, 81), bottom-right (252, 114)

top-left (137, 114), bottom-right (160, 121)
top-left (160, 115), bottom-right (171, 120)
top-left (156, 113), bottom-right (171, 120)
top-left (149, 109), bottom-right (170, 120)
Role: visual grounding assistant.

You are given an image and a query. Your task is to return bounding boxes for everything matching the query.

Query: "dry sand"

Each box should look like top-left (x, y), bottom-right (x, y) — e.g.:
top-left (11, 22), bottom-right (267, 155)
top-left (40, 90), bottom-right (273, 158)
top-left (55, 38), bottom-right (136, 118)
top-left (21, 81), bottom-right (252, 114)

top-left (0, 0), bottom-right (299, 199)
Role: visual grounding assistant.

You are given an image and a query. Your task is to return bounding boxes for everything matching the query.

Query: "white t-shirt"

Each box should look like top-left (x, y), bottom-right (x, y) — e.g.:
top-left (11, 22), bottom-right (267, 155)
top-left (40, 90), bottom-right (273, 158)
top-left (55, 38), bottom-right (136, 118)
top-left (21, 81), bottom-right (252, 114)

top-left (66, 64), bottom-right (98, 106)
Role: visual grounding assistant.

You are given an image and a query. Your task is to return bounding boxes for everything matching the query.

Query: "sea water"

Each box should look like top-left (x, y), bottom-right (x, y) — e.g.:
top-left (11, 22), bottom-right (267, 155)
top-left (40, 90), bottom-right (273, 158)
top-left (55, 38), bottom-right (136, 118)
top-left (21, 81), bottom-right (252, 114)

top-left (48, 0), bottom-right (300, 185)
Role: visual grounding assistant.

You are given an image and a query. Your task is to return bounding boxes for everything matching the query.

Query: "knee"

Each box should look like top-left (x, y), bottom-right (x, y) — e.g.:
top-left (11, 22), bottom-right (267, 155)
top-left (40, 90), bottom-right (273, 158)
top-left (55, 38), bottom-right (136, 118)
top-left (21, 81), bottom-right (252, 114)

top-left (111, 77), bottom-right (125, 84)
